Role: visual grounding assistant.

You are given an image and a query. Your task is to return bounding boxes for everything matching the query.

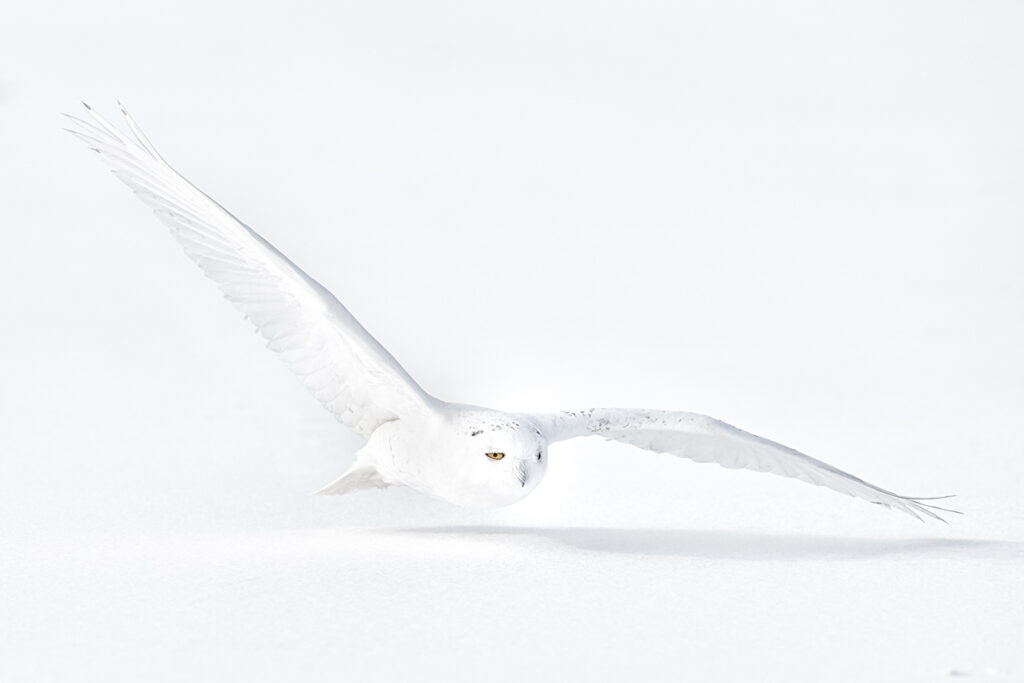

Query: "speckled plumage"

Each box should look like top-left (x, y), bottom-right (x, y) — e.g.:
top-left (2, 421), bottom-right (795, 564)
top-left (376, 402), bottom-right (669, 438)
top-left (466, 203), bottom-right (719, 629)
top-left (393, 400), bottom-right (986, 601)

top-left (66, 103), bottom-right (956, 521)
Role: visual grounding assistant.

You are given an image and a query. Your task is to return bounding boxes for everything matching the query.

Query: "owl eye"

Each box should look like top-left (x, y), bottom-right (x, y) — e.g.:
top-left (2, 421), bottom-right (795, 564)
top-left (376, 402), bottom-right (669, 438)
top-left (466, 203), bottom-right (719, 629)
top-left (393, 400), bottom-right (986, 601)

top-left (485, 452), bottom-right (505, 461)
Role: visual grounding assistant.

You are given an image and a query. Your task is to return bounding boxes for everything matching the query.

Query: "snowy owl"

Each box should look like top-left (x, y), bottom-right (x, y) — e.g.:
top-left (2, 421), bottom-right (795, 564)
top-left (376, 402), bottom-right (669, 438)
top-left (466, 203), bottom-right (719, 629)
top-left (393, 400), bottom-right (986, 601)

top-left (65, 102), bottom-right (955, 521)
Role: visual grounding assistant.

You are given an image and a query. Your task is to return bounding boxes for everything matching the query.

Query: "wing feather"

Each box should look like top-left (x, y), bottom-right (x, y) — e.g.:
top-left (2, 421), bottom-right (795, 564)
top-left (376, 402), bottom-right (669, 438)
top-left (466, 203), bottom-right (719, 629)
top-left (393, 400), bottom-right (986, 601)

top-left (66, 103), bottom-right (437, 437)
top-left (535, 408), bottom-right (957, 521)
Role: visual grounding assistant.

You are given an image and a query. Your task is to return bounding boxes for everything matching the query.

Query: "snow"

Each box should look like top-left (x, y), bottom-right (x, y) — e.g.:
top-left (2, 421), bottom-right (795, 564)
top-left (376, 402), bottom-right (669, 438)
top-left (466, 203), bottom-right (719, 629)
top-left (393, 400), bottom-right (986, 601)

top-left (2, 1), bottom-right (1024, 680)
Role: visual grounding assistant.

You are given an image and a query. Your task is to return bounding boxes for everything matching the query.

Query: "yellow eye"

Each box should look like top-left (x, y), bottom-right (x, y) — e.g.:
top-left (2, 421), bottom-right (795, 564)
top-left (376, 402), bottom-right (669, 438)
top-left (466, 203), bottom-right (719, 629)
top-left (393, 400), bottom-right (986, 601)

top-left (485, 452), bottom-right (505, 461)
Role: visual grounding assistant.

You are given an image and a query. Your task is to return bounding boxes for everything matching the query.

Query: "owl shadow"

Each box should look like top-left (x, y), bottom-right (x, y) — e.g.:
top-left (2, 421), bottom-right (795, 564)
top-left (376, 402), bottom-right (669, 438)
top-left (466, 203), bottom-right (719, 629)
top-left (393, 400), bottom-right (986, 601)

top-left (403, 525), bottom-right (1018, 561)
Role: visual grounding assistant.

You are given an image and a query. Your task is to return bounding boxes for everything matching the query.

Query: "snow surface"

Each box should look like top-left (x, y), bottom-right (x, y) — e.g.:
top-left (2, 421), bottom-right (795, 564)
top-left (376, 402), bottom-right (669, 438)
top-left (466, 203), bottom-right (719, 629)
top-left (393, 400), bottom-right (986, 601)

top-left (2, 1), bottom-right (1023, 680)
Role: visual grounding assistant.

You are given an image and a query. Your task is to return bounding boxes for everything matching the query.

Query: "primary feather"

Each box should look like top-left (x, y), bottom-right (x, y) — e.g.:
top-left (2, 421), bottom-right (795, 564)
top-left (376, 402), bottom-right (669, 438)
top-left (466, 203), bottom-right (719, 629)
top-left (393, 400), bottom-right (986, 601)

top-left (64, 103), bottom-right (436, 437)
top-left (534, 409), bottom-right (957, 521)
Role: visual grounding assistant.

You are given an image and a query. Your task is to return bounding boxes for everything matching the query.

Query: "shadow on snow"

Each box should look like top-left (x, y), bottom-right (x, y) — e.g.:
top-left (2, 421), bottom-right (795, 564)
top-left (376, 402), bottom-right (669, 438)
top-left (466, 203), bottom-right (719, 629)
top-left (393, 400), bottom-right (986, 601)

top-left (391, 525), bottom-right (1021, 561)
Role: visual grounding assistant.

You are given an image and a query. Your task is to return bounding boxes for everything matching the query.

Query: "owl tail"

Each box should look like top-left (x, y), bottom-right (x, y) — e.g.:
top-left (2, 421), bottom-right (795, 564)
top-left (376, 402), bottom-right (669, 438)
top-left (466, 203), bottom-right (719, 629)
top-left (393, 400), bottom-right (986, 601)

top-left (314, 464), bottom-right (390, 496)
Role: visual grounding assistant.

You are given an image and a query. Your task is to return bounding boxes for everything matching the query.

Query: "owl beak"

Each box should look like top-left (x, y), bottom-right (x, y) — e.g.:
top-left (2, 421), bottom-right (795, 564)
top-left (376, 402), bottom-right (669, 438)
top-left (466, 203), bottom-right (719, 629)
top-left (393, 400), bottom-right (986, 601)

top-left (514, 461), bottom-right (529, 487)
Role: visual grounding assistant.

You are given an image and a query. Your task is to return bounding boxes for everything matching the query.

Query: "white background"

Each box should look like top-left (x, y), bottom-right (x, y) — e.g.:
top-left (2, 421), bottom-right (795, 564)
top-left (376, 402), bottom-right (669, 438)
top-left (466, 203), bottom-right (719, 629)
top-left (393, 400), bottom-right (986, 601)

top-left (2, 1), bottom-right (1023, 681)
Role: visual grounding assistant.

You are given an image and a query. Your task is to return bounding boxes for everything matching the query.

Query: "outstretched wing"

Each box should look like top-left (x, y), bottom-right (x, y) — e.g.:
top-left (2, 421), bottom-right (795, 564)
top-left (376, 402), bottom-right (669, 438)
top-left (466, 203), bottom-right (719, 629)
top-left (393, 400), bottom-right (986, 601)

top-left (533, 408), bottom-right (956, 521)
top-left (65, 102), bottom-right (437, 437)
